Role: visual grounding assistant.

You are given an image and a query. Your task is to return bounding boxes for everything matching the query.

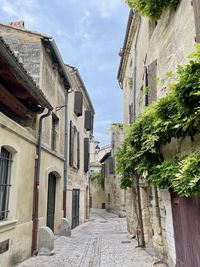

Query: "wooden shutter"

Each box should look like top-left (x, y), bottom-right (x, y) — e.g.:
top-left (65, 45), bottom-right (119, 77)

top-left (84, 138), bottom-right (89, 172)
top-left (147, 60), bottom-right (157, 105)
top-left (69, 121), bottom-right (74, 166)
top-left (129, 103), bottom-right (134, 123)
top-left (77, 132), bottom-right (80, 169)
top-left (193, 0), bottom-right (200, 42)
top-left (109, 157), bottom-right (115, 174)
top-left (84, 110), bottom-right (92, 131)
top-left (144, 66), bottom-right (149, 106)
top-left (74, 91), bottom-right (83, 116)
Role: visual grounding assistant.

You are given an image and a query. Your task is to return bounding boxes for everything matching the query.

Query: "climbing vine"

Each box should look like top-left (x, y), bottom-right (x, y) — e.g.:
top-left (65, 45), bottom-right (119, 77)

top-left (116, 44), bottom-right (200, 196)
top-left (126, 0), bottom-right (180, 20)
top-left (90, 171), bottom-right (104, 190)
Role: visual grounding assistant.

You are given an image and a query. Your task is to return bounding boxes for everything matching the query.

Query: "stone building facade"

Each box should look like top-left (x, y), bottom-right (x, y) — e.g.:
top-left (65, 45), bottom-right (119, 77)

top-left (102, 124), bottom-right (126, 217)
top-left (118, 1), bottom-right (200, 266)
top-left (65, 64), bottom-right (94, 228)
top-left (89, 139), bottom-right (106, 209)
top-left (0, 22), bottom-right (94, 266)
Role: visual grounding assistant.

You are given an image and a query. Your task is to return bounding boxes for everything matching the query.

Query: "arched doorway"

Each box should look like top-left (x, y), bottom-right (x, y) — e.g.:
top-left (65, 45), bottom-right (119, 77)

top-left (46, 172), bottom-right (56, 232)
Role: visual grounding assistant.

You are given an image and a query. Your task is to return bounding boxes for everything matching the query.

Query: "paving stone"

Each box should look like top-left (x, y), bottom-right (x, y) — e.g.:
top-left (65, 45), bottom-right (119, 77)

top-left (16, 209), bottom-right (154, 267)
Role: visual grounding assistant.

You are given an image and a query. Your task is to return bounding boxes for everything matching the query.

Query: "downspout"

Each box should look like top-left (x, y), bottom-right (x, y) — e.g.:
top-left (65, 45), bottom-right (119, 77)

top-left (32, 109), bottom-right (52, 255)
top-left (136, 173), bottom-right (145, 247)
top-left (132, 16), bottom-right (145, 247)
top-left (63, 90), bottom-right (68, 217)
top-left (133, 15), bottom-right (141, 121)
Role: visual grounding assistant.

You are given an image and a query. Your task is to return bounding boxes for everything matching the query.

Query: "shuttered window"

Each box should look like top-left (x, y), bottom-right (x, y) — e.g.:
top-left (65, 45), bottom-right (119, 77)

top-left (129, 103), bottom-right (134, 123)
top-left (77, 132), bottom-right (80, 169)
top-left (74, 91), bottom-right (83, 117)
top-left (84, 138), bottom-right (89, 172)
top-left (51, 113), bottom-right (59, 151)
top-left (69, 121), bottom-right (74, 166)
top-left (84, 110), bottom-right (93, 131)
top-left (192, 0), bottom-right (200, 42)
top-left (69, 121), bottom-right (80, 169)
top-left (0, 147), bottom-right (12, 220)
top-left (147, 60), bottom-right (157, 105)
top-left (109, 157), bottom-right (115, 174)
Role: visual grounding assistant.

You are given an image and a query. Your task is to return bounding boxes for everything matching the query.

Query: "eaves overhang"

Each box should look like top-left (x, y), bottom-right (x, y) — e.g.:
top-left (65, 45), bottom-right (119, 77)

top-left (0, 36), bottom-right (53, 111)
top-left (117, 10), bottom-right (140, 87)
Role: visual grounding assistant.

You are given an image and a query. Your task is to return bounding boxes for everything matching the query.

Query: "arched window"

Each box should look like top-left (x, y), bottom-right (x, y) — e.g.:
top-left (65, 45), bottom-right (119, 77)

top-left (0, 147), bottom-right (12, 220)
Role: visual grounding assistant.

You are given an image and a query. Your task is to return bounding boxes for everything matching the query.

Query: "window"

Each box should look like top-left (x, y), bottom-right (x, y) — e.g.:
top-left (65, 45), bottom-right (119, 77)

top-left (51, 113), bottom-right (59, 151)
top-left (74, 91), bottom-right (83, 117)
top-left (146, 60), bottom-right (157, 105)
top-left (84, 138), bottom-right (89, 172)
top-left (69, 121), bottom-right (80, 169)
top-left (84, 110), bottom-right (93, 132)
top-left (0, 147), bottom-right (12, 220)
top-left (192, 0), bottom-right (200, 42)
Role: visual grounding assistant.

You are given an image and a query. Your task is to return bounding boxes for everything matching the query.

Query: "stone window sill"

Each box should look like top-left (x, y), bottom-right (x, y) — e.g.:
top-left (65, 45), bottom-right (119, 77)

top-left (0, 219), bottom-right (18, 233)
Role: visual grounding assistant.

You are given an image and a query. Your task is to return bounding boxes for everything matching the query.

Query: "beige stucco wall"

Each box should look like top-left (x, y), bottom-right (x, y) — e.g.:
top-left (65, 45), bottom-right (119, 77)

top-left (0, 113), bottom-right (36, 267)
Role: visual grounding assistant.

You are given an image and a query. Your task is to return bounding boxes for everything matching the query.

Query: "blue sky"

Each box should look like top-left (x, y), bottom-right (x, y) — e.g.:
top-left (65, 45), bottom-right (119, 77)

top-left (0, 0), bottom-right (129, 146)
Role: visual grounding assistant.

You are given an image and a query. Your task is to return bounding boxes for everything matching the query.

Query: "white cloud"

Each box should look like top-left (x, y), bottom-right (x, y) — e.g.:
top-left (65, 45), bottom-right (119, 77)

top-left (87, 0), bottom-right (122, 18)
top-left (0, 0), bottom-right (40, 27)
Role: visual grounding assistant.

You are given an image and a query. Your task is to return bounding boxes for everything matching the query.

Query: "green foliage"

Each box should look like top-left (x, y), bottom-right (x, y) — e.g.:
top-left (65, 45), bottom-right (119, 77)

top-left (90, 171), bottom-right (104, 190)
top-left (126, 0), bottom-right (179, 20)
top-left (172, 153), bottom-right (200, 197)
top-left (116, 45), bottom-right (200, 196)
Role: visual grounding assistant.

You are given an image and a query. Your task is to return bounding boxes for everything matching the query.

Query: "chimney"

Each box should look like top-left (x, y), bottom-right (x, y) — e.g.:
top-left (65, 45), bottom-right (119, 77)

top-left (7, 21), bottom-right (25, 29)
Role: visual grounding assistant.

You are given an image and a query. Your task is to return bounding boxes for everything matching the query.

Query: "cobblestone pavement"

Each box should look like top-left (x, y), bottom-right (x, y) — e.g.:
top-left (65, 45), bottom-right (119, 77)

top-left (17, 209), bottom-right (154, 267)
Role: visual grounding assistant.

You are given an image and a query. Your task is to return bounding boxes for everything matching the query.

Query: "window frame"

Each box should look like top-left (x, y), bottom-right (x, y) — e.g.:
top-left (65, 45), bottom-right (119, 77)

top-left (0, 147), bottom-right (12, 221)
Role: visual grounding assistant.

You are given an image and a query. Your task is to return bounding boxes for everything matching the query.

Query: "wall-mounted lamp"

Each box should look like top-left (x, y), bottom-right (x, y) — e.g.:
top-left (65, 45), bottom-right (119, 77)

top-left (95, 145), bottom-right (100, 154)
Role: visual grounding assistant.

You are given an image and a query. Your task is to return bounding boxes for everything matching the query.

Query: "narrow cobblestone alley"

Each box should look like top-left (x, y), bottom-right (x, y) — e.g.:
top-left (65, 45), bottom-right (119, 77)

top-left (17, 209), bottom-right (153, 267)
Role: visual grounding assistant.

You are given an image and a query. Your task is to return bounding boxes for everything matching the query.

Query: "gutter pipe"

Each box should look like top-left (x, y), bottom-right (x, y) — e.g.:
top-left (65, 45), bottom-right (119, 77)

top-left (131, 16), bottom-right (145, 248)
top-left (63, 90), bottom-right (68, 217)
top-left (31, 109), bottom-right (52, 255)
top-left (132, 15), bottom-right (141, 121)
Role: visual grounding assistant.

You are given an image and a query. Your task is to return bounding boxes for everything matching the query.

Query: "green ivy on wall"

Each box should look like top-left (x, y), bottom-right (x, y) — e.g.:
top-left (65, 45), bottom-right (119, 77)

top-left (126, 0), bottom-right (180, 20)
top-left (90, 171), bottom-right (104, 190)
top-left (116, 44), bottom-right (200, 196)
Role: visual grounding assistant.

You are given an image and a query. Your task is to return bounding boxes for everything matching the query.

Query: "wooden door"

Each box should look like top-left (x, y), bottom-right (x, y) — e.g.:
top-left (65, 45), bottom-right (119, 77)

top-left (46, 173), bottom-right (56, 232)
top-left (171, 192), bottom-right (200, 267)
top-left (72, 189), bottom-right (80, 229)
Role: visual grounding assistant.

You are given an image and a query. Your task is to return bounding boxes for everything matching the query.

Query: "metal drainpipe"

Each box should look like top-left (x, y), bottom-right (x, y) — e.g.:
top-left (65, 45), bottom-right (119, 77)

top-left (32, 109), bottom-right (52, 256)
top-left (131, 16), bottom-right (145, 248)
top-left (63, 90), bottom-right (69, 218)
top-left (133, 16), bottom-right (141, 121)
top-left (136, 173), bottom-right (145, 247)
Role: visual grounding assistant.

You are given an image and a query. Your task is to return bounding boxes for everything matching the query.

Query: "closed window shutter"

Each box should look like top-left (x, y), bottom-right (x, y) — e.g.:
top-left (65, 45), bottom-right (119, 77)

top-left (74, 91), bottom-right (83, 116)
top-left (84, 138), bottom-right (89, 172)
top-left (77, 132), bottom-right (80, 169)
top-left (147, 60), bottom-right (157, 105)
top-left (193, 0), bottom-right (200, 42)
top-left (144, 66), bottom-right (149, 106)
top-left (69, 121), bottom-right (74, 166)
top-left (109, 157), bottom-right (115, 174)
top-left (129, 103), bottom-right (134, 123)
top-left (84, 110), bottom-right (92, 131)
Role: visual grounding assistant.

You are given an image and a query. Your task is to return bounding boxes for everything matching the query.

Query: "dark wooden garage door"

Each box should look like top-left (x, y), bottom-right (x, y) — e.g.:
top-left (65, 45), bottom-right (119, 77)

top-left (171, 192), bottom-right (200, 267)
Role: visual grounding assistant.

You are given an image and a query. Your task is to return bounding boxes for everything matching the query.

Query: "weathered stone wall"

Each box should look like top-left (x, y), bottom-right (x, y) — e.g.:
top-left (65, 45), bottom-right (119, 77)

top-left (120, 0), bottom-right (197, 266)
top-left (65, 65), bottom-right (94, 226)
top-left (0, 25), bottom-right (41, 85)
